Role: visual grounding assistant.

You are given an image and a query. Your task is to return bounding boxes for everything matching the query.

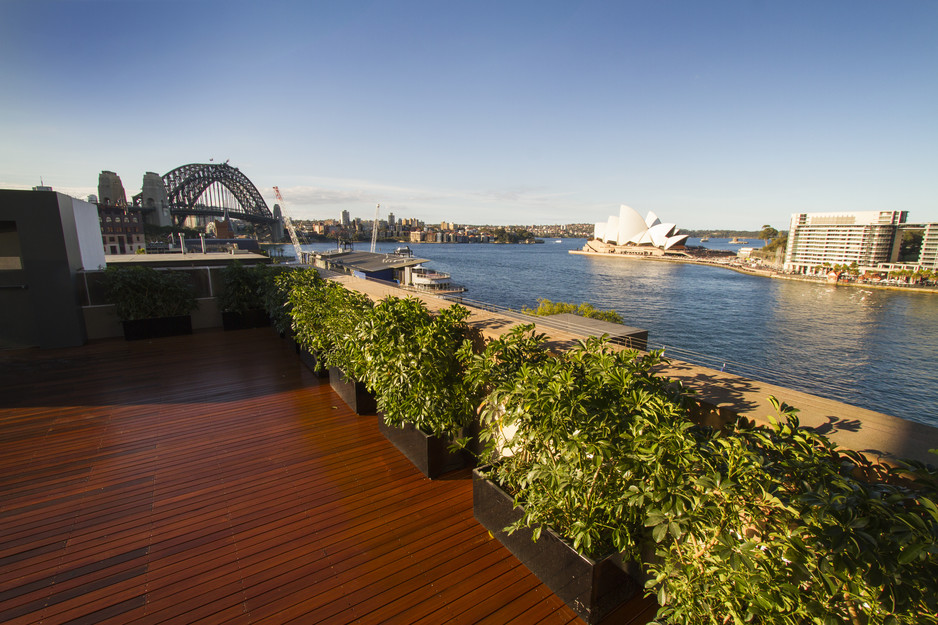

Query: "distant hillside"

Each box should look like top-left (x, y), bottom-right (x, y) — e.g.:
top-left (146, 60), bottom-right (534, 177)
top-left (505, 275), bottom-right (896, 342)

top-left (681, 229), bottom-right (788, 239)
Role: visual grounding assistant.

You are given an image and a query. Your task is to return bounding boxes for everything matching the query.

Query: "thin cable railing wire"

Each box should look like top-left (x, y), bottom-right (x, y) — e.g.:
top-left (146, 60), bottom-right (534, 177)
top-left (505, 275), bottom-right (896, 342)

top-left (435, 292), bottom-right (879, 404)
top-left (353, 277), bottom-right (896, 406)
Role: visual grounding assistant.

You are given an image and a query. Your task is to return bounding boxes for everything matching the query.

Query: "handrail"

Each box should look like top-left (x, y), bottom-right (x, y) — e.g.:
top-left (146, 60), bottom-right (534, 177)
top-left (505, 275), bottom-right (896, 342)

top-left (357, 277), bottom-right (909, 407)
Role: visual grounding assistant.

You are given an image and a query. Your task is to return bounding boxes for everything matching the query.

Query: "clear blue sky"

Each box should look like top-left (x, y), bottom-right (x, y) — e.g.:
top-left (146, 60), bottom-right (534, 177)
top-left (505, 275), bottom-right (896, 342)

top-left (1, 0), bottom-right (935, 229)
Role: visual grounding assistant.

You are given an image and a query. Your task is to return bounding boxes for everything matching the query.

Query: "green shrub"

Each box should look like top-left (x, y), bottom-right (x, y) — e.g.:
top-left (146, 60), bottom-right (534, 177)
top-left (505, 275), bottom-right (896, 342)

top-left (462, 323), bottom-right (552, 399)
top-left (646, 399), bottom-right (938, 625)
top-left (280, 277), bottom-right (938, 624)
top-left (218, 261), bottom-right (273, 314)
top-left (357, 296), bottom-right (479, 440)
top-left (103, 265), bottom-right (197, 320)
top-left (478, 336), bottom-right (691, 559)
top-left (268, 267), bottom-right (319, 335)
top-left (288, 279), bottom-right (373, 375)
top-left (522, 298), bottom-right (623, 324)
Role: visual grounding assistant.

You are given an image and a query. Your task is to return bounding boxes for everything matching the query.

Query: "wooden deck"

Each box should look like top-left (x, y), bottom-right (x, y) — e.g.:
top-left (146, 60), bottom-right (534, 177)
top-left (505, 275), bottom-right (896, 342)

top-left (0, 329), bottom-right (657, 624)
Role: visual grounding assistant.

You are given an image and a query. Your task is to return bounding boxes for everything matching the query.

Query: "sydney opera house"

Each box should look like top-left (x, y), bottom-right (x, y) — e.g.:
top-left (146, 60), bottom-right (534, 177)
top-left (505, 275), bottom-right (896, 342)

top-left (583, 204), bottom-right (689, 257)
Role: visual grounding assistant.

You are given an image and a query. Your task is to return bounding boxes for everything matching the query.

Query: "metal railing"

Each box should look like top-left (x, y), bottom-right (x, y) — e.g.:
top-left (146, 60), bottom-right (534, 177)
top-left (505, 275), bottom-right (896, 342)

top-left (347, 273), bottom-right (911, 411)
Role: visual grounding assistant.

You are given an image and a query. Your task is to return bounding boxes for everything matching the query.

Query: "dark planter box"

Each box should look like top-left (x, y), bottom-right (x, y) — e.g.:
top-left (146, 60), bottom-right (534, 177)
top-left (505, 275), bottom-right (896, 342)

top-left (299, 347), bottom-right (329, 379)
top-left (472, 468), bottom-right (637, 624)
top-left (378, 418), bottom-right (470, 479)
top-left (221, 309), bottom-right (270, 331)
top-left (122, 315), bottom-right (192, 341)
top-left (328, 367), bottom-right (377, 415)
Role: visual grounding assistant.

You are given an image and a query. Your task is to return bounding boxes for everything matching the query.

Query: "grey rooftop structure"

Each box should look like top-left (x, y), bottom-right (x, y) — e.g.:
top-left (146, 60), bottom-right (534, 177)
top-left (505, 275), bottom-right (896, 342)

top-left (316, 250), bottom-right (429, 274)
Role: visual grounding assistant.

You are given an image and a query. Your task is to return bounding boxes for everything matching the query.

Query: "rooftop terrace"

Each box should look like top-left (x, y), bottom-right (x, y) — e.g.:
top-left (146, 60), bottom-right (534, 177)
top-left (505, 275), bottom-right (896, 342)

top-left (0, 328), bottom-right (657, 624)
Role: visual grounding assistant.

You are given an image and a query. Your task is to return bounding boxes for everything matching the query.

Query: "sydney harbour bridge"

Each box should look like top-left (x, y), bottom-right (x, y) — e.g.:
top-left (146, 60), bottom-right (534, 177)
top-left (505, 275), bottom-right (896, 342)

top-left (129, 162), bottom-right (282, 238)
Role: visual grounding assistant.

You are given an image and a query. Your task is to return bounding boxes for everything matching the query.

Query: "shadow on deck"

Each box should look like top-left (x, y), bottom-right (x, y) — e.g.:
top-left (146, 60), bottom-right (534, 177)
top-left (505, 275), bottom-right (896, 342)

top-left (0, 329), bottom-right (656, 624)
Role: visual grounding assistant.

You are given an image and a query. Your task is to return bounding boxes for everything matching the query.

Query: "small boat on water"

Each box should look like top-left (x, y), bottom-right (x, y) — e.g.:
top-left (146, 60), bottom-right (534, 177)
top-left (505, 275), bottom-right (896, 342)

top-left (554, 239), bottom-right (562, 243)
top-left (700, 237), bottom-right (710, 242)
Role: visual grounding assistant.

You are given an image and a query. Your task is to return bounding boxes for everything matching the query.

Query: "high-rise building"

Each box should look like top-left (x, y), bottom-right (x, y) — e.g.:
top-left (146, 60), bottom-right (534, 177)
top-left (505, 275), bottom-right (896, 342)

top-left (783, 211), bottom-right (907, 274)
top-left (388, 212), bottom-right (395, 229)
top-left (341, 210), bottom-right (350, 226)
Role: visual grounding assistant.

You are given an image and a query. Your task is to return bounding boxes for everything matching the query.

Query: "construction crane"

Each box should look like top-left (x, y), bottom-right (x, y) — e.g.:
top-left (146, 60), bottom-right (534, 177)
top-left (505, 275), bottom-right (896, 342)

top-left (370, 203), bottom-right (380, 253)
top-left (273, 186), bottom-right (304, 263)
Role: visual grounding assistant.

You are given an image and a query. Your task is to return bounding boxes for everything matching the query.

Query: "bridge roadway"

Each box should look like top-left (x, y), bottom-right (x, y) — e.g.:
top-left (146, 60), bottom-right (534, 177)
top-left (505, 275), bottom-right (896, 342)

top-left (326, 271), bottom-right (938, 467)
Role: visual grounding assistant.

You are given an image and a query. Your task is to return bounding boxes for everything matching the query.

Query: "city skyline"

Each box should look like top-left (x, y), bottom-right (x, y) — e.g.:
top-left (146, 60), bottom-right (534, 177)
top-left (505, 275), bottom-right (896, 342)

top-left (1, 1), bottom-right (935, 229)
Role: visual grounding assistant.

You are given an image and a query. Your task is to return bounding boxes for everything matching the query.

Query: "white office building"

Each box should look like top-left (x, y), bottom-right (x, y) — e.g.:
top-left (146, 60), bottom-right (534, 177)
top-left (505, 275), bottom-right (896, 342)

top-left (783, 211), bottom-right (907, 274)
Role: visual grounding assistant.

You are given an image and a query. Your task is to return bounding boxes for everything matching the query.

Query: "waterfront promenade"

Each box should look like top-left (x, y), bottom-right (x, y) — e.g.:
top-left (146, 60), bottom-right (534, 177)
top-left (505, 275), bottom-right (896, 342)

top-left (569, 249), bottom-right (938, 295)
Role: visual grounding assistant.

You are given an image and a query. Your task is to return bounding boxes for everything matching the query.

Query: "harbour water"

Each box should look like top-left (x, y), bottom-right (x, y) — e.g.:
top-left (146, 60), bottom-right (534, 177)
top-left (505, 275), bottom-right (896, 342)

top-left (283, 239), bottom-right (938, 428)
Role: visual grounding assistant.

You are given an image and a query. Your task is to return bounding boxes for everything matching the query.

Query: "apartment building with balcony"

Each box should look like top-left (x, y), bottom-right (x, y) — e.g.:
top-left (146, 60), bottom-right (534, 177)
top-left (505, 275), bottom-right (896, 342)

top-left (783, 210), bottom-right (907, 274)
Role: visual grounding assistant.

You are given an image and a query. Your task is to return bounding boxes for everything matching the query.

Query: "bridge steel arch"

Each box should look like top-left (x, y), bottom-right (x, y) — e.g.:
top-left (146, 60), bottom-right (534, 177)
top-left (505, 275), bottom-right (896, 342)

top-left (162, 163), bottom-right (276, 225)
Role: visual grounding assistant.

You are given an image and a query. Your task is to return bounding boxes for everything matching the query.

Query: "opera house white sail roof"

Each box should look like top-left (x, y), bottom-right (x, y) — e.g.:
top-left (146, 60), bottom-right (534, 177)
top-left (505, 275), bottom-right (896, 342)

top-left (593, 205), bottom-right (689, 251)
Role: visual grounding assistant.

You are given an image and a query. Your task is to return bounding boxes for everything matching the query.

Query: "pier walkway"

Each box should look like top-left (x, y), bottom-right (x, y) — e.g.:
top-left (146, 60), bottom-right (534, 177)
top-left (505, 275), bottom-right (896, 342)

top-left (0, 328), bottom-right (657, 625)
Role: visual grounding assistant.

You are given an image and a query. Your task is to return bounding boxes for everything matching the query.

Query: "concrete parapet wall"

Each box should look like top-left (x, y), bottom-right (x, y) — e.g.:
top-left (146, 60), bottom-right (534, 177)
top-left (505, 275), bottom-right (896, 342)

top-left (82, 298), bottom-right (222, 339)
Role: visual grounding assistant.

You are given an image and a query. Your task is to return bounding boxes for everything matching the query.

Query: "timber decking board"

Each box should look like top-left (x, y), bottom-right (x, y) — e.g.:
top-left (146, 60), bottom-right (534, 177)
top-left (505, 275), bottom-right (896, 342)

top-left (0, 328), bottom-right (652, 624)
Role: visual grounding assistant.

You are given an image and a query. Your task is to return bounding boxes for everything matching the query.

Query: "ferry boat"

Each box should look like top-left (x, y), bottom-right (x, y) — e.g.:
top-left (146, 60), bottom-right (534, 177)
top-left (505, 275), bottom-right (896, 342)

top-left (700, 237), bottom-right (710, 242)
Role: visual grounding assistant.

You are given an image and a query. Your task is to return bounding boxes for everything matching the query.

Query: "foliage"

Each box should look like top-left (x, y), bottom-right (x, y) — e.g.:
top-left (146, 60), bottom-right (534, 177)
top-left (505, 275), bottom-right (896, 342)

top-left (471, 327), bottom-right (938, 623)
top-left (493, 228), bottom-right (537, 244)
top-left (758, 224), bottom-right (779, 243)
top-left (218, 261), bottom-right (273, 314)
top-left (760, 232), bottom-right (788, 254)
top-left (479, 336), bottom-right (691, 560)
top-left (356, 296), bottom-right (480, 440)
top-left (643, 398), bottom-right (938, 625)
top-left (264, 267), bottom-right (317, 334)
top-left (279, 276), bottom-right (938, 624)
top-left (142, 223), bottom-right (202, 243)
top-left (102, 265), bottom-right (197, 321)
top-left (522, 298), bottom-right (623, 324)
top-left (288, 278), bottom-right (373, 375)
top-left (462, 324), bottom-right (551, 399)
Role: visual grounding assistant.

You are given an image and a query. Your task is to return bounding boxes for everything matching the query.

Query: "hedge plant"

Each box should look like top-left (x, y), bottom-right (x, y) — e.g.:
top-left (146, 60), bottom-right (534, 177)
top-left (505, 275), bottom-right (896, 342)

top-left (522, 297), bottom-right (623, 324)
top-left (473, 330), bottom-right (938, 624)
top-left (477, 335), bottom-right (692, 560)
top-left (288, 278), bottom-right (373, 376)
top-left (355, 296), bottom-right (480, 441)
top-left (280, 276), bottom-right (938, 624)
top-left (218, 261), bottom-right (273, 314)
top-left (269, 267), bottom-right (319, 335)
top-left (644, 399), bottom-right (938, 625)
top-left (103, 265), bottom-right (197, 321)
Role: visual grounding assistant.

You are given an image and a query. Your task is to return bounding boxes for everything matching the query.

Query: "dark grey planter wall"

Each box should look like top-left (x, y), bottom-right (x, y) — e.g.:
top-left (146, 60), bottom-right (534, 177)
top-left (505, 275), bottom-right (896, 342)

top-left (122, 315), bottom-right (193, 341)
top-left (472, 468), bottom-right (637, 624)
top-left (299, 347), bottom-right (329, 378)
top-left (378, 418), bottom-right (469, 479)
top-left (221, 309), bottom-right (270, 331)
top-left (328, 367), bottom-right (377, 414)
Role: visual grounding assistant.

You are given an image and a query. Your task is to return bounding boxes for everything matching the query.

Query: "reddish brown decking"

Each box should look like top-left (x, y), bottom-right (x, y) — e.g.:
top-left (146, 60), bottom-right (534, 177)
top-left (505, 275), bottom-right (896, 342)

top-left (0, 329), bottom-right (657, 624)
